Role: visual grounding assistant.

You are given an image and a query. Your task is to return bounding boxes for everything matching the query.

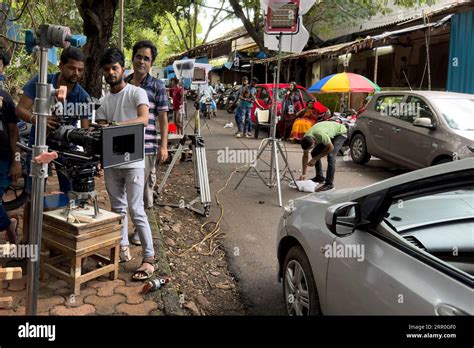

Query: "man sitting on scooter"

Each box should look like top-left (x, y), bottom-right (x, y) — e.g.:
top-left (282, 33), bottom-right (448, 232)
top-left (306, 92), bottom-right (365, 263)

top-left (198, 83), bottom-right (216, 114)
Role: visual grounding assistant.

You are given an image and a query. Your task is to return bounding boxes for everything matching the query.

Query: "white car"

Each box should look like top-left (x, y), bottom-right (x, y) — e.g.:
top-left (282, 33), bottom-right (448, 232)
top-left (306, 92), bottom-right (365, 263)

top-left (277, 158), bottom-right (474, 315)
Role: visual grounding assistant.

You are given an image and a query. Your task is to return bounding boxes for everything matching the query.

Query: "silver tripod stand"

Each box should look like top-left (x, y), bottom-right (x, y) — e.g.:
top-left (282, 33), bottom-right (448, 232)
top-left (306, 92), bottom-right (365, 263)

top-left (234, 34), bottom-right (297, 207)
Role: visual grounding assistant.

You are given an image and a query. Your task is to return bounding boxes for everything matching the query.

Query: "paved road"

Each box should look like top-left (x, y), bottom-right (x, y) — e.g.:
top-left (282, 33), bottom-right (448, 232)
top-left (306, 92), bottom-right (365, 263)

top-left (181, 105), bottom-right (407, 315)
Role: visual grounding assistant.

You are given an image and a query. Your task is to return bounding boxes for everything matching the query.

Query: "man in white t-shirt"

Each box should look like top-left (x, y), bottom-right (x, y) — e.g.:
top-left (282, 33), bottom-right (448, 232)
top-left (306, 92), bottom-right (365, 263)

top-left (95, 48), bottom-right (155, 281)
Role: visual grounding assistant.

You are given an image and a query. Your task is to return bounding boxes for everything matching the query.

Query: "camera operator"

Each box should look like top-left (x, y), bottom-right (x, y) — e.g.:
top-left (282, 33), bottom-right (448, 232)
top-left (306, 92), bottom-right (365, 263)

top-left (0, 53), bottom-right (21, 244)
top-left (16, 47), bottom-right (91, 242)
top-left (125, 40), bottom-right (168, 246)
top-left (96, 48), bottom-right (156, 281)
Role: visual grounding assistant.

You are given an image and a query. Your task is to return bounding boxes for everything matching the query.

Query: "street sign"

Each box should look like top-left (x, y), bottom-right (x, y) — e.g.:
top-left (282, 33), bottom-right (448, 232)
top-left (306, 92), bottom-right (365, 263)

top-left (261, 0), bottom-right (316, 53)
top-left (264, 21), bottom-right (309, 53)
top-left (266, 0), bottom-right (300, 33)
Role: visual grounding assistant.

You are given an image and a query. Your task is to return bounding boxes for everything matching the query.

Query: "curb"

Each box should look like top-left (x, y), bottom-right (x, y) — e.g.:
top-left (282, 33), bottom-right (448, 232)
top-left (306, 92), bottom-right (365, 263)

top-left (146, 208), bottom-right (185, 316)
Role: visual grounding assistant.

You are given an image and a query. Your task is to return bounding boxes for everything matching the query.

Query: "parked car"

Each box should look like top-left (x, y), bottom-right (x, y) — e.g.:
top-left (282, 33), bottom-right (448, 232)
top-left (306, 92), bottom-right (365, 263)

top-left (250, 83), bottom-right (316, 133)
top-left (350, 91), bottom-right (474, 169)
top-left (277, 158), bottom-right (474, 315)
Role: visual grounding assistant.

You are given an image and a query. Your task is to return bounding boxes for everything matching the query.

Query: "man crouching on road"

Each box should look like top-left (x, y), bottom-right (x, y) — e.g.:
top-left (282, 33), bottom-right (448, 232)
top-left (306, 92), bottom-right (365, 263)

top-left (96, 48), bottom-right (156, 281)
top-left (299, 121), bottom-right (347, 192)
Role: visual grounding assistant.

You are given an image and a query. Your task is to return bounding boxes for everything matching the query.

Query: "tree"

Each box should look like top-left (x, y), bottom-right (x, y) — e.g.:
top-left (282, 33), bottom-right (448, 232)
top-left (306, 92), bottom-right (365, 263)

top-left (76, 0), bottom-right (119, 98)
top-left (228, 0), bottom-right (438, 54)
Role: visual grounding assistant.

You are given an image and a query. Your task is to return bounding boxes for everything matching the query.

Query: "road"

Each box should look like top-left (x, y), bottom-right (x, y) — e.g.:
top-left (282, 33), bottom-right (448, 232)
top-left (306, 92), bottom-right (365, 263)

top-left (182, 104), bottom-right (407, 315)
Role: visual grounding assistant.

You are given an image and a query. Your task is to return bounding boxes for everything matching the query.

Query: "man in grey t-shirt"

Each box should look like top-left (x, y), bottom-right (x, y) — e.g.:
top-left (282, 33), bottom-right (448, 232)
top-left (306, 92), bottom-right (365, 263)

top-left (96, 48), bottom-right (155, 281)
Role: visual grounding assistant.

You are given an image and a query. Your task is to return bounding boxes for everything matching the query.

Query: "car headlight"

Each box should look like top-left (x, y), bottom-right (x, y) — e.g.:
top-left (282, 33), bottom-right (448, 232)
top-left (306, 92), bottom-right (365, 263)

top-left (468, 145), bottom-right (474, 153)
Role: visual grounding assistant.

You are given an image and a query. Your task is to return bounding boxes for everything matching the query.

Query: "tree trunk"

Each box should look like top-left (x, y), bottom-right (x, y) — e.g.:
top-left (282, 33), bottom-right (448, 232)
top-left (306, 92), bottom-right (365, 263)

top-left (228, 0), bottom-right (270, 56)
top-left (75, 0), bottom-right (119, 98)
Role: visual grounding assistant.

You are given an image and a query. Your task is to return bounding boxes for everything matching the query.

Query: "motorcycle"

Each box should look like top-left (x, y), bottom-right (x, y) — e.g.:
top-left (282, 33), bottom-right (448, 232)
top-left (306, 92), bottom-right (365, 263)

top-left (3, 121), bottom-right (30, 211)
top-left (216, 88), bottom-right (232, 110)
top-left (225, 87), bottom-right (241, 114)
top-left (202, 96), bottom-right (216, 119)
top-left (186, 89), bottom-right (198, 101)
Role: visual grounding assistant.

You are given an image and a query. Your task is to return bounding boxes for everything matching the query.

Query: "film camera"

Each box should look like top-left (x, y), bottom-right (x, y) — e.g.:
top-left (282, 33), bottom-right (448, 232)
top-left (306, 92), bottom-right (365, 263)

top-left (47, 120), bottom-right (144, 216)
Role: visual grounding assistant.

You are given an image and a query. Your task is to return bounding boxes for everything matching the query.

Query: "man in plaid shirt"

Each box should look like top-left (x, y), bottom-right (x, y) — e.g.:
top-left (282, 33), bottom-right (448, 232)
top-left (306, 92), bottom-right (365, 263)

top-left (126, 40), bottom-right (168, 245)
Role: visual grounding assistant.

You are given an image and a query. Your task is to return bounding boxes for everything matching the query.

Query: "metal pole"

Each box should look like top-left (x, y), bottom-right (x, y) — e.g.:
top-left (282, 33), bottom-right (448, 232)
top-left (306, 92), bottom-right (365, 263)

top-left (26, 47), bottom-right (50, 315)
top-left (374, 46), bottom-right (379, 85)
top-left (119, 0), bottom-right (124, 51)
top-left (269, 33), bottom-right (283, 185)
top-left (423, 11), bottom-right (431, 90)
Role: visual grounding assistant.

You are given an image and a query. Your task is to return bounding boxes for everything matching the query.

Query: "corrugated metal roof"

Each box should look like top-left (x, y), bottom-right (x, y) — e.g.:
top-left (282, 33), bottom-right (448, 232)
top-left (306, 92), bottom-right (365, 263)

top-left (315, 0), bottom-right (468, 41)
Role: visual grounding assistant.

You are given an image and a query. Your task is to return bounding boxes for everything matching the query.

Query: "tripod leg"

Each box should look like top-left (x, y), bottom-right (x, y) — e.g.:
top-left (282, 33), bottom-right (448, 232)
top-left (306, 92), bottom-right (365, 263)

top-left (157, 143), bottom-right (183, 194)
top-left (273, 140), bottom-right (283, 207)
top-left (276, 140), bottom-right (298, 186)
top-left (234, 137), bottom-right (270, 190)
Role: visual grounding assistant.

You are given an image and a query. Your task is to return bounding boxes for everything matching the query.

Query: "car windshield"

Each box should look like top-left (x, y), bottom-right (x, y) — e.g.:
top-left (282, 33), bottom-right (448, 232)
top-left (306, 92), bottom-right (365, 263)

top-left (431, 98), bottom-right (474, 131)
top-left (386, 187), bottom-right (474, 232)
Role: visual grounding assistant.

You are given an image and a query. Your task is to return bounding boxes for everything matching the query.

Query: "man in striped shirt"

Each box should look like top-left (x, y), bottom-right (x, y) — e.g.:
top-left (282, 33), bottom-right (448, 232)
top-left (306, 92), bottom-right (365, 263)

top-left (126, 41), bottom-right (168, 245)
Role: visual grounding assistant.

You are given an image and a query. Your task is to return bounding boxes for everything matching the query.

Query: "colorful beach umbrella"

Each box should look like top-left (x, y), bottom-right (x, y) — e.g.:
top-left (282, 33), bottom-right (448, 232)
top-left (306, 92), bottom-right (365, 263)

top-left (308, 72), bottom-right (381, 93)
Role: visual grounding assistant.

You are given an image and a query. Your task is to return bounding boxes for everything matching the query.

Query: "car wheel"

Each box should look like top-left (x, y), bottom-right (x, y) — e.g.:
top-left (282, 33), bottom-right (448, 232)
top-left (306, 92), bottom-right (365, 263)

top-left (282, 246), bottom-right (321, 316)
top-left (350, 134), bottom-right (371, 164)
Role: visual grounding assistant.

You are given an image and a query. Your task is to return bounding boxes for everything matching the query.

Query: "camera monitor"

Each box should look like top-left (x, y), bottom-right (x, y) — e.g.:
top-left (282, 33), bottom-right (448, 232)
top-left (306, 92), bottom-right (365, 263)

top-left (101, 123), bottom-right (144, 169)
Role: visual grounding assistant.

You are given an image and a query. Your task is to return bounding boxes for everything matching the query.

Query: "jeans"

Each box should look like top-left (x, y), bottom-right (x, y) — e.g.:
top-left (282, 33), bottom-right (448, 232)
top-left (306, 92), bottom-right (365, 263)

top-left (104, 168), bottom-right (155, 259)
top-left (0, 159), bottom-right (11, 231)
top-left (310, 135), bottom-right (347, 186)
top-left (239, 106), bottom-right (251, 133)
top-left (143, 154), bottom-right (157, 209)
top-left (234, 105), bottom-right (242, 129)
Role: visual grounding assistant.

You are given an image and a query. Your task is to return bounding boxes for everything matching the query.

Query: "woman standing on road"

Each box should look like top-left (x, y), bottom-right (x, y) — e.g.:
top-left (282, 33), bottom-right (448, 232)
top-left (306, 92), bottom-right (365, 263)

top-left (280, 82), bottom-right (304, 139)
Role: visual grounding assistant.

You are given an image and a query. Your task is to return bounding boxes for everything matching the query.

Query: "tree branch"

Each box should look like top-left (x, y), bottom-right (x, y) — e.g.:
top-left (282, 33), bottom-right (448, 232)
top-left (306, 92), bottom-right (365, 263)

top-left (0, 0), bottom-right (29, 22)
top-left (197, 3), bottom-right (233, 14)
top-left (229, 0), bottom-right (270, 56)
top-left (202, 0), bottom-right (225, 43)
top-left (193, 2), bottom-right (198, 48)
top-left (168, 13), bottom-right (190, 51)
top-left (203, 13), bottom-right (233, 43)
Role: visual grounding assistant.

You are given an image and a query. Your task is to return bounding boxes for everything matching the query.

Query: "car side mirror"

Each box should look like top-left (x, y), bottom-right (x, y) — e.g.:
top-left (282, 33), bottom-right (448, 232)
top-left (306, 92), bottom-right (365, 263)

top-left (413, 117), bottom-right (436, 130)
top-left (325, 202), bottom-right (366, 236)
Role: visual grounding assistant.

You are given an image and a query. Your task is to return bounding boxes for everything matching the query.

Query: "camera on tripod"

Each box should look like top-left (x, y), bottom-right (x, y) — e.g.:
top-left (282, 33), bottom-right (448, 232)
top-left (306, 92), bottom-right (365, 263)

top-left (47, 121), bottom-right (145, 216)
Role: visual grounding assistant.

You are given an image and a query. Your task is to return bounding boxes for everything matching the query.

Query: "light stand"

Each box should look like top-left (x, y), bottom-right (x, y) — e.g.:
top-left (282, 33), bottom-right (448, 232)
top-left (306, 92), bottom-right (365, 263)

top-left (234, 33), bottom-right (297, 207)
top-left (24, 24), bottom-right (86, 315)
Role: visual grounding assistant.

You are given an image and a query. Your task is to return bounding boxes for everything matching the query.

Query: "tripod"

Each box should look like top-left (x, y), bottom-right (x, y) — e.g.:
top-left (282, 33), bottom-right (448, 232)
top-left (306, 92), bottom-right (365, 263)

top-left (234, 34), bottom-right (297, 207)
top-left (184, 106), bottom-right (213, 135)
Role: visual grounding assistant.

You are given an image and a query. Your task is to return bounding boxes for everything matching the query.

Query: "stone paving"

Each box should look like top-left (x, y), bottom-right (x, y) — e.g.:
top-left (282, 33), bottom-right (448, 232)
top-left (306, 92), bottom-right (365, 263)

top-left (0, 175), bottom-right (183, 316)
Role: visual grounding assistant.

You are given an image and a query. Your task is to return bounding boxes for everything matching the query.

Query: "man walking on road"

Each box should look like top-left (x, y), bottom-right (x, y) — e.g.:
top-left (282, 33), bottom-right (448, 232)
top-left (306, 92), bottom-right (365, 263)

top-left (299, 121), bottom-right (347, 192)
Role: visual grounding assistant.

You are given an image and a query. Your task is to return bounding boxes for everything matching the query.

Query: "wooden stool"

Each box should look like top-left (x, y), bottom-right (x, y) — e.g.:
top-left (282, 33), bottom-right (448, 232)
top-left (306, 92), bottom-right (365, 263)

top-left (0, 265), bottom-right (22, 309)
top-left (41, 207), bottom-right (123, 295)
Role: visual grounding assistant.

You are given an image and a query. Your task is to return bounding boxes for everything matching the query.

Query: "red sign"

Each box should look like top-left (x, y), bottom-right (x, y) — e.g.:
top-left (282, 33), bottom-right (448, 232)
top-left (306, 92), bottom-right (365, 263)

top-left (265, 0), bottom-right (300, 33)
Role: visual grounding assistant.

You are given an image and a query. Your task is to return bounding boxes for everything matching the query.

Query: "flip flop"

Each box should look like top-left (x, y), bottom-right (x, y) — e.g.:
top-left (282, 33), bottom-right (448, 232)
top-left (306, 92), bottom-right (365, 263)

top-left (132, 260), bottom-right (156, 281)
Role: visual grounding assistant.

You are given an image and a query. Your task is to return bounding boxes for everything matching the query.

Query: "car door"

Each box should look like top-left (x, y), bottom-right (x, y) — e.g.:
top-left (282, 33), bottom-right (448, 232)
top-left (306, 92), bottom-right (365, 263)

top-left (325, 172), bottom-right (474, 315)
top-left (252, 87), bottom-right (270, 123)
top-left (388, 96), bottom-right (442, 169)
top-left (364, 95), bottom-right (406, 159)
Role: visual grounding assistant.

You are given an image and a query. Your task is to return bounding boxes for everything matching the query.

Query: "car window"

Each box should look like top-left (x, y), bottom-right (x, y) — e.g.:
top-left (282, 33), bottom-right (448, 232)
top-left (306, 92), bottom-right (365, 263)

top-left (259, 88), bottom-right (270, 101)
top-left (431, 97), bottom-right (474, 131)
top-left (384, 186), bottom-right (474, 278)
top-left (405, 96), bottom-right (435, 124)
top-left (374, 95), bottom-right (405, 116)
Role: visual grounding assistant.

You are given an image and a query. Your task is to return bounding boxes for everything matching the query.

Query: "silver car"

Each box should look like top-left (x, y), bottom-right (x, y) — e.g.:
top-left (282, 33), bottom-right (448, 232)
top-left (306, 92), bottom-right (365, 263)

top-left (350, 91), bottom-right (474, 169)
top-left (277, 158), bottom-right (474, 315)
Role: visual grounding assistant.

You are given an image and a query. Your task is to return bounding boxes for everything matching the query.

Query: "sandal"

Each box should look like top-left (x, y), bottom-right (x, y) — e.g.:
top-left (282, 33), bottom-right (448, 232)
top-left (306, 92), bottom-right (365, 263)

top-left (119, 246), bottom-right (132, 263)
top-left (132, 259), bottom-right (156, 281)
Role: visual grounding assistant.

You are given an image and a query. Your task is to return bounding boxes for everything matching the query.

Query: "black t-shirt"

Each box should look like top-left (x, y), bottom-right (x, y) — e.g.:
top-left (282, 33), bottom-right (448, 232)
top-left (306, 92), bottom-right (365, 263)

top-left (0, 89), bottom-right (18, 161)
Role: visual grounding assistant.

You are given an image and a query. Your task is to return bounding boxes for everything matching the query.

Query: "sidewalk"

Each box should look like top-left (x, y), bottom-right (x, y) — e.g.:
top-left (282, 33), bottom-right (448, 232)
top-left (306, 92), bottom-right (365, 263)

top-left (0, 176), bottom-right (184, 316)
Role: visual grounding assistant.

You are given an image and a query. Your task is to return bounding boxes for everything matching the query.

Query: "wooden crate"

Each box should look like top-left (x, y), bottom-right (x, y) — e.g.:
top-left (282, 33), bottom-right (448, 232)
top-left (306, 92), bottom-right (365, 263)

top-left (41, 206), bottom-right (123, 295)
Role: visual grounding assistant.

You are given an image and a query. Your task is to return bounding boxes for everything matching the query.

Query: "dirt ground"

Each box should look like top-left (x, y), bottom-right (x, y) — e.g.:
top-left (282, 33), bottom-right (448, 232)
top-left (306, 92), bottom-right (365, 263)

top-left (155, 155), bottom-right (246, 315)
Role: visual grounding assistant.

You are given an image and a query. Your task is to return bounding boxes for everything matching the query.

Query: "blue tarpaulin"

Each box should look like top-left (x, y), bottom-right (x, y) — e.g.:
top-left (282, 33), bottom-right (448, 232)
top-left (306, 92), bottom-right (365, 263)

top-left (447, 10), bottom-right (474, 94)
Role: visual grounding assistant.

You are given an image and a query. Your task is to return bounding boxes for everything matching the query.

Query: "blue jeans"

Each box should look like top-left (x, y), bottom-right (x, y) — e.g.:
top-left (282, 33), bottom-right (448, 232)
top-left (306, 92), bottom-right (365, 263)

top-left (239, 106), bottom-right (251, 133)
top-left (0, 159), bottom-right (11, 231)
top-left (310, 135), bottom-right (347, 186)
top-left (235, 105), bottom-right (242, 128)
